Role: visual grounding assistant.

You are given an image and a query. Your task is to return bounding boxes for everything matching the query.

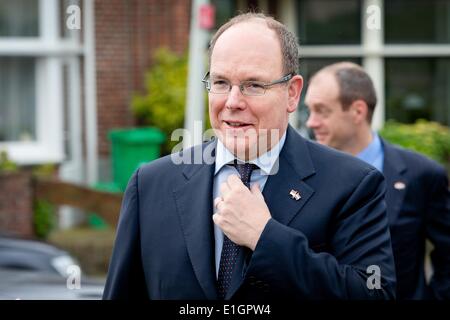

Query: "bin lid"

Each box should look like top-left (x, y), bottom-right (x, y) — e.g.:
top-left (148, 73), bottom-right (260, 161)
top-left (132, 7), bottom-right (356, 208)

top-left (108, 127), bottom-right (166, 144)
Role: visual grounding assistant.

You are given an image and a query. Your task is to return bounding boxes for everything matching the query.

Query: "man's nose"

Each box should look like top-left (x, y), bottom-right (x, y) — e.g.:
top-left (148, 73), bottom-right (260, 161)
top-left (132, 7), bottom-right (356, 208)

top-left (306, 112), bottom-right (320, 129)
top-left (225, 85), bottom-right (245, 110)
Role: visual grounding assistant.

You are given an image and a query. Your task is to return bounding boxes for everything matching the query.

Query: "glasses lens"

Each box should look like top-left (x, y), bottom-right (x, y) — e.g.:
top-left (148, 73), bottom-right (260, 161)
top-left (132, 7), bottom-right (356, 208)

top-left (209, 79), bottom-right (230, 93)
top-left (242, 82), bottom-right (265, 96)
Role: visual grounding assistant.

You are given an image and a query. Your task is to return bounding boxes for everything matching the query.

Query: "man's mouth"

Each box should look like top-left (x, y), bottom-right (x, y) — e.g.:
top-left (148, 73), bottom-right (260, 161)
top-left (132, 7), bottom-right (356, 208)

top-left (314, 132), bottom-right (327, 140)
top-left (224, 121), bottom-right (252, 128)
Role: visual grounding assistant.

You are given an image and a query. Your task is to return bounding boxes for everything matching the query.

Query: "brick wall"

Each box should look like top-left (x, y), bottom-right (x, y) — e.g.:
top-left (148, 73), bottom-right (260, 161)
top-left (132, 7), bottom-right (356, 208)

top-left (95, 0), bottom-right (191, 156)
top-left (0, 171), bottom-right (33, 238)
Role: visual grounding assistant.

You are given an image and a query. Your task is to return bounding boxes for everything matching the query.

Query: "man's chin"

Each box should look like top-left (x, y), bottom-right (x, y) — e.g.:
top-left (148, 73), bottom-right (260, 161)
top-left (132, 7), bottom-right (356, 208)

top-left (217, 128), bottom-right (282, 160)
top-left (222, 138), bottom-right (258, 160)
top-left (314, 135), bottom-right (328, 146)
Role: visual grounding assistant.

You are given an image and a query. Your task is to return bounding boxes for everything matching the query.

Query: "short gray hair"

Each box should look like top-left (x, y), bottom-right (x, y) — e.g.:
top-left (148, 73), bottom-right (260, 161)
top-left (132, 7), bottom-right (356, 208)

top-left (208, 12), bottom-right (299, 75)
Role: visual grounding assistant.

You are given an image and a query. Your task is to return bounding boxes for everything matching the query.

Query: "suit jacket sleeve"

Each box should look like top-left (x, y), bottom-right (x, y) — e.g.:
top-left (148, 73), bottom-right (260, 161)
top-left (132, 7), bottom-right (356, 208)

top-left (103, 170), bottom-right (149, 299)
top-left (245, 168), bottom-right (396, 299)
top-left (426, 166), bottom-right (450, 299)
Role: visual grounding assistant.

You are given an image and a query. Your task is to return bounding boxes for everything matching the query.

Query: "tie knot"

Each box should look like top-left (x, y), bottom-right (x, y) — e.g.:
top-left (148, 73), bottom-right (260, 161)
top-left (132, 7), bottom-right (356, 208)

top-left (232, 161), bottom-right (259, 187)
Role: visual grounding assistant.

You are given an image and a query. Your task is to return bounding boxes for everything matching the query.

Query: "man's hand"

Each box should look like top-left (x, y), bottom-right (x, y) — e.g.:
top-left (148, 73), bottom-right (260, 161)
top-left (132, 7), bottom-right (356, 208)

top-left (213, 174), bottom-right (271, 251)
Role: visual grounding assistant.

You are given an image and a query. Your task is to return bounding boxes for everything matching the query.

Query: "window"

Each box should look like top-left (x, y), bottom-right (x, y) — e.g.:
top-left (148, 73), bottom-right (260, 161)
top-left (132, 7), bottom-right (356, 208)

top-left (297, 0), bottom-right (361, 45)
top-left (0, 0), bottom-right (83, 165)
top-left (0, 57), bottom-right (36, 142)
top-left (212, 0), bottom-right (237, 29)
top-left (385, 0), bottom-right (450, 44)
top-left (295, 0), bottom-right (450, 133)
top-left (385, 58), bottom-right (450, 125)
top-left (384, 0), bottom-right (450, 127)
top-left (0, 0), bottom-right (39, 37)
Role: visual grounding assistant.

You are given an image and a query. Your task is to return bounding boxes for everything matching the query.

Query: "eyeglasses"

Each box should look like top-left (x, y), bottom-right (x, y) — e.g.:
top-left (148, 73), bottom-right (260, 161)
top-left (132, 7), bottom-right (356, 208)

top-left (202, 72), bottom-right (295, 96)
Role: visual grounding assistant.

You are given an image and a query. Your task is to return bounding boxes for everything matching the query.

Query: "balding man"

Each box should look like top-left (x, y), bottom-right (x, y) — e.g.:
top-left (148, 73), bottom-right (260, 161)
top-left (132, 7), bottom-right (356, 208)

top-left (103, 16), bottom-right (396, 300)
top-left (305, 62), bottom-right (450, 299)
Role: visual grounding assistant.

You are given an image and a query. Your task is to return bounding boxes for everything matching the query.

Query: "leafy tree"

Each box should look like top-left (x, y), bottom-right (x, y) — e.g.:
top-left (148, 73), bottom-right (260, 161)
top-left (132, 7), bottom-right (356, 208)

top-left (132, 47), bottom-right (210, 155)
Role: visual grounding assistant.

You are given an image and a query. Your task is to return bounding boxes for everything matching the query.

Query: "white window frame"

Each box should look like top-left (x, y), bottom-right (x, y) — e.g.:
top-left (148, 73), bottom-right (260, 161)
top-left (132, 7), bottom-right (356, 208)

top-left (0, 0), bottom-right (83, 165)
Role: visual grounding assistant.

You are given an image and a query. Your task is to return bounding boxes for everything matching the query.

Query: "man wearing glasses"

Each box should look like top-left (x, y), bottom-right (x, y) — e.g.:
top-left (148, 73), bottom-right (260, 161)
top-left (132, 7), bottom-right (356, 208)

top-left (103, 13), bottom-right (396, 300)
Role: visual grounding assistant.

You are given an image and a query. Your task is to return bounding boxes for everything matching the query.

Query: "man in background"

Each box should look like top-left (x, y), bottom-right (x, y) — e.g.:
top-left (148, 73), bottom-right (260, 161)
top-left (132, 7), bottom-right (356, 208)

top-left (305, 62), bottom-right (450, 299)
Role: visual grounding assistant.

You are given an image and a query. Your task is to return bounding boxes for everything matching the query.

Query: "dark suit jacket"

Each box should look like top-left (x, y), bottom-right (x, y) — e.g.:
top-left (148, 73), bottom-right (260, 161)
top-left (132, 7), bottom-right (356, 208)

top-left (382, 139), bottom-right (450, 299)
top-left (103, 126), bottom-right (396, 300)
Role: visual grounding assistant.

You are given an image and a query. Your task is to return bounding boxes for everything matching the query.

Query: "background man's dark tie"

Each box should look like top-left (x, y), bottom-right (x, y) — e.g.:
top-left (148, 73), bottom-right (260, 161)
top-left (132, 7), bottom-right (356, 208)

top-left (216, 162), bottom-right (258, 299)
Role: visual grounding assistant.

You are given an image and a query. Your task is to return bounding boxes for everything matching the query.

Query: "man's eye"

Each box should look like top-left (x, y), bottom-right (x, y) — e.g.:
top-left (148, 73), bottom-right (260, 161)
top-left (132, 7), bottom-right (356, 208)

top-left (247, 82), bottom-right (264, 89)
top-left (213, 80), bottom-right (228, 86)
top-left (248, 82), bottom-right (264, 89)
top-left (316, 108), bottom-right (331, 117)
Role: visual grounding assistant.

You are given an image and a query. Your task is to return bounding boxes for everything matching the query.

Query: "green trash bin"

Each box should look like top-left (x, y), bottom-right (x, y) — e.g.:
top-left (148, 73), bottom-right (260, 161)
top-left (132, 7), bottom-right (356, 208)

top-left (109, 127), bottom-right (166, 191)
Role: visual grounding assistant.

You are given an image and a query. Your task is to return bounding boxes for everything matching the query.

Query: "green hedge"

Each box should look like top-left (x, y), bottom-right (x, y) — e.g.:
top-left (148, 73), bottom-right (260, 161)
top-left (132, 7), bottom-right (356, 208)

top-left (379, 119), bottom-right (450, 167)
top-left (34, 199), bottom-right (56, 239)
top-left (132, 48), bottom-right (187, 155)
top-left (0, 150), bottom-right (18, 172)
top-left (32, 164), bottom-right (58, 239)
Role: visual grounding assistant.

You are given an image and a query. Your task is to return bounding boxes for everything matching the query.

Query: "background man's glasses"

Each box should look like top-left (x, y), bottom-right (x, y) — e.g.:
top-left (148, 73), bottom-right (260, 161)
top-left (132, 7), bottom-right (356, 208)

top-left (202, 72), bottom-right (294, 96)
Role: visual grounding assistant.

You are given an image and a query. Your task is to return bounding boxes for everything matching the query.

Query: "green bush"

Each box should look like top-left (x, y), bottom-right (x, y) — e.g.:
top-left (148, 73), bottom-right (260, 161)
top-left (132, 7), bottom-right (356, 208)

top-left (0, 150), bottom-right (18, 172)
top-left (34, 199), bottom-right (56, 239)
top-left (32, 164), bottom-right (57, 239)
top-left (379, 119), bottom-right (450, 166)
top-left (131, 47), bottom-right (210, 155)
top-left (132, 48), bottom-right (187, 155)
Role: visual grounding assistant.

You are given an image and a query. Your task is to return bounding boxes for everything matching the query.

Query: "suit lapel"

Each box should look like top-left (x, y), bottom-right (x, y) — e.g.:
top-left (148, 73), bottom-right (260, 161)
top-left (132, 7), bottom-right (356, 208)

top-left (173, 142), bottom-right (218, 300)
top-left (227, 126), bottom-right (316, 298)
top-left (381, 139), bottom-right (407, 225)
top-left (262, 145), bottom-right (315, 226)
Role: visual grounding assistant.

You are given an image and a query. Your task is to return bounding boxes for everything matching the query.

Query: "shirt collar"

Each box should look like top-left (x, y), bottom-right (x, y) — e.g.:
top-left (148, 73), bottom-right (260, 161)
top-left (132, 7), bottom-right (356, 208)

top-left (357, 132), bottom-right (382, 164)
top-left (214, 131), bottom-right (287, 176)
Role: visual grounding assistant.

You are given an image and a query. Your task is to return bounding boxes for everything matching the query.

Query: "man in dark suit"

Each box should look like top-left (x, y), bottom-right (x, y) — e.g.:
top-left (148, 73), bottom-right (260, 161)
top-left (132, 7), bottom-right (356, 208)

top-left (103, 13), bottom-right (396, 300)
top-left (305, 62), bottom-right (450, 299)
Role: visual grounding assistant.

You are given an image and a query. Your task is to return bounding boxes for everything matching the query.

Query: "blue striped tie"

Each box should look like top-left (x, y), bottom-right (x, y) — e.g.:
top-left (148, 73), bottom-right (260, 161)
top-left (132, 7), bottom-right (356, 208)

top-left (217, 162), bottom-right (258, 299)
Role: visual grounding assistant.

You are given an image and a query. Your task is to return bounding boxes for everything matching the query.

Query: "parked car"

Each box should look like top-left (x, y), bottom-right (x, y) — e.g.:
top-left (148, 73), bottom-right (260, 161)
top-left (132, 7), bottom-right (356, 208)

top-left (0, 235), bottom-right (104, 300)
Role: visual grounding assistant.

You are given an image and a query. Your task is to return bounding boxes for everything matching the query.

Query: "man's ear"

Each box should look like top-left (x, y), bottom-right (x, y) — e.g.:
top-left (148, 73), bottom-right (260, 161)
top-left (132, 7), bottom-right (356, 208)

top-left (350, 100), bottom-right (368, 124)
top-left (287, 75), bottom-right (303, 113)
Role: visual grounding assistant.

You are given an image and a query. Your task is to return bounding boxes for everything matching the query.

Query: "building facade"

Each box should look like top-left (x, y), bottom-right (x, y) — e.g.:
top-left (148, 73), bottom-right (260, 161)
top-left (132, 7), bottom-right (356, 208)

top-left (1, 0), bottom-right (449, 187)
top-left (0, 0), bottom-right (190, 186)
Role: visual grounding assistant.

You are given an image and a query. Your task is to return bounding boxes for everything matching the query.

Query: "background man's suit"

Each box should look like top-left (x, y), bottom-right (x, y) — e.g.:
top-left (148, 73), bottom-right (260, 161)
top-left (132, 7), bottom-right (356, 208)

top-left (382, 139), bottom-right (450, 299)
top-left (103, 126), bottom-right (396, 299)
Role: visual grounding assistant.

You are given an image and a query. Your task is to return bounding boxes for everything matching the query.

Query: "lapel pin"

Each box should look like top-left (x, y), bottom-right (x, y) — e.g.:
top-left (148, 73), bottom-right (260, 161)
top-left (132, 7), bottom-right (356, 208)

top-left (289, 189), bottom-right (301, 201)
top-left (394, 181), bottom-right (406, 190)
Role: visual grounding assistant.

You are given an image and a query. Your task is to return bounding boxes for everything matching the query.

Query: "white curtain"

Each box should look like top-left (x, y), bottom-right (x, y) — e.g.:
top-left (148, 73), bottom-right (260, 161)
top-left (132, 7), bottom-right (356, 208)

top-left (0, 0), bottom-right (38, 142)
top-left (0, 57), bottom-right (36, 142)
